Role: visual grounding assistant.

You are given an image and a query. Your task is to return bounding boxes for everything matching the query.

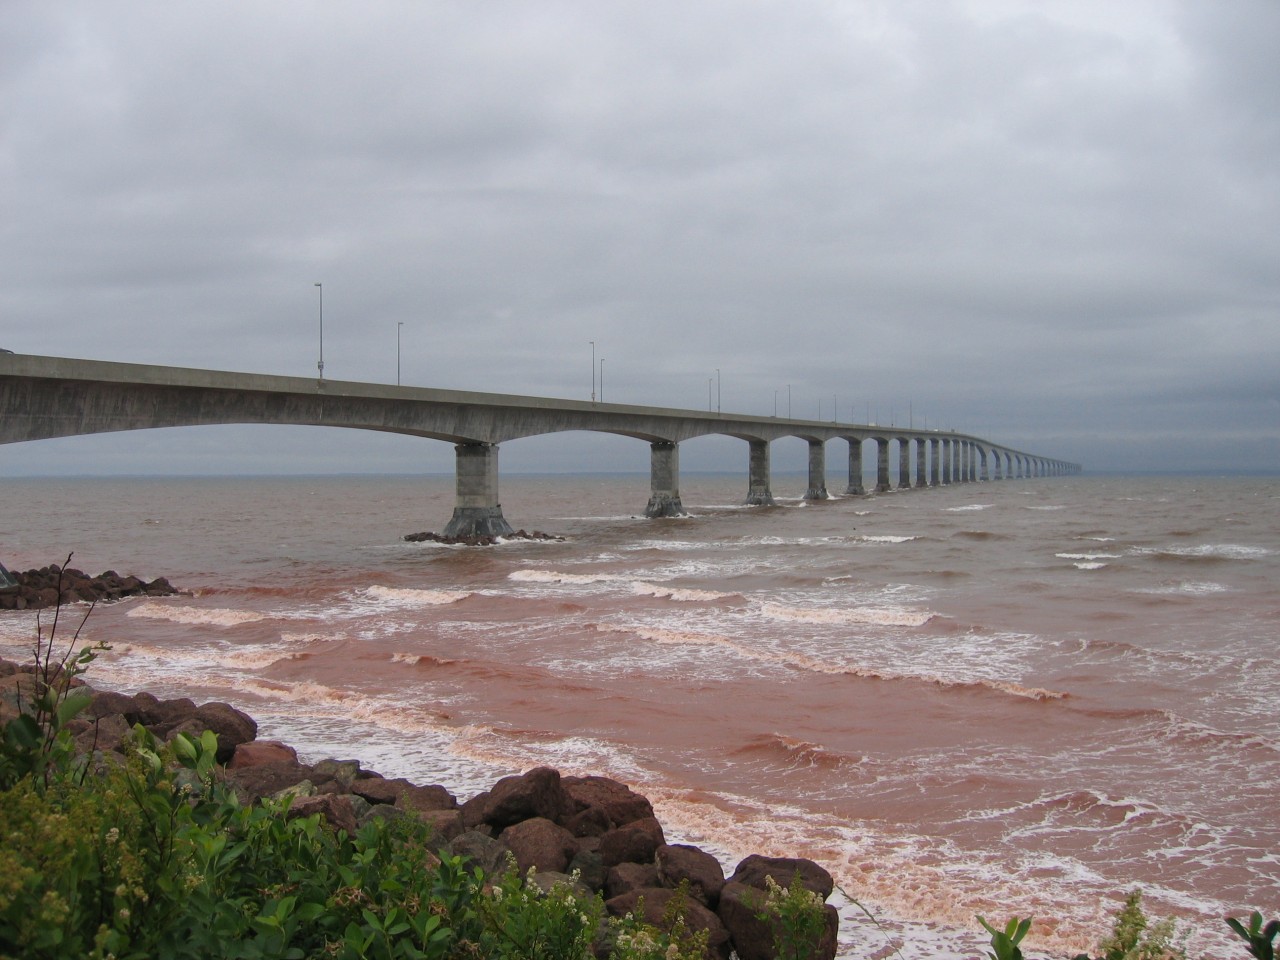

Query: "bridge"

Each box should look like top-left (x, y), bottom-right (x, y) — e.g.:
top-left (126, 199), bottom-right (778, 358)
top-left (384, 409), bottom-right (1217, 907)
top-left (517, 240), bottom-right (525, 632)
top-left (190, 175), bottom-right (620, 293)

top-left (0, 353), bottom-right (1080, 537)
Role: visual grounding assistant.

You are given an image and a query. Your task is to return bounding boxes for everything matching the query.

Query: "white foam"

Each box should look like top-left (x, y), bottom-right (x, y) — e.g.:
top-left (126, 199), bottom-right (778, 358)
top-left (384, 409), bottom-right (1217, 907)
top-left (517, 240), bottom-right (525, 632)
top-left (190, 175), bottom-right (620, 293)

top-left (363, 584), bottom-right (471, 606)
top-left (861, 535), bottom-right (918, 543)
top-left (508, 569), bottom-right (629, 585)
top-left (126, 601), bottom-right (267, 626)
top-left (760, 601), bottom-right (935, 628)
top-left (1073, 562), bottom-right (1108, 570)
top-left (1136, 581), bottom-right (1231, 597)
top-left (1056, 553), bottom-right (1121, 561)
top-left (631, 582), bottom-right (735, 602)
top-left (946, 504), bottom-right (992, 512)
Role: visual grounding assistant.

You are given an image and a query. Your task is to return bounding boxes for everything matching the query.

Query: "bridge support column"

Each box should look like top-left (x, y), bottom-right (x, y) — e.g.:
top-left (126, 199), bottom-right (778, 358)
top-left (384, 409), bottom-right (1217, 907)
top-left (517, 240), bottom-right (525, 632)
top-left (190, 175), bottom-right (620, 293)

top-left (844, 438), bottom-right (865, 495)
top-left (992, 451), bottom-right (1003, 480)
top-left (930, 438), bottom-right (940, 486)
top-left (745, 439), bottom-right (775, 505)
top-left (443, 442), bottom-right (515, 538)
top-left (875, 437), bottom-right (891, 492)
top-left (896, 438), bottom-right (911, 489)
top-left (941, 440), bottom-right (951, 484)
top-left (980, 448), bottom-right (989, 481)
top-left (915, 438), bottom-right (929, 488)
top-left (644, 441), bottom-right (686, 517)
top-left (804, 439), bottom-right (829, 500)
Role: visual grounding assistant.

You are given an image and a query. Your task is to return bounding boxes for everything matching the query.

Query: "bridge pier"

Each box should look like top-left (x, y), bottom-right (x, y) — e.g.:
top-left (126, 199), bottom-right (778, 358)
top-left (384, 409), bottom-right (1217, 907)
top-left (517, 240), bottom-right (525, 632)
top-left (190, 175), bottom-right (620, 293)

top-left (442, 442), bottom-right (515, 538)
top-left (875, 437), bottom-right (891, 492)
top-left (803, 439), bottom-right (829, 500)
top-left (897, 438), bottom-right (912, 489)
top-left (745, 439), bottom-right (775, 505)
top-left (844, 438), bottom-right (865, 495)
top-left (929, 437), bottom-right (940, 486)
top-left (915, 438), bottom-right (928, 488)
top-left (644, 441), bottom-right (686, 517)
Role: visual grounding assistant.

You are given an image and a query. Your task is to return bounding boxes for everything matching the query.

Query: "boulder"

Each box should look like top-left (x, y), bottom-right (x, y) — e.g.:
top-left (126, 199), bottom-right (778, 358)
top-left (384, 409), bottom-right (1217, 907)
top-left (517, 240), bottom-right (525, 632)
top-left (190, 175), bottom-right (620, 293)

top-left (657, 843), bottom-right (725, 907)
top-left (228, 740), bottom-right (299, 769)
top-left (500, 816), bottom-right (578, 875)
top-left (605, 861), bottom-right (659, 900)
top-left (561, 774), bottom-right (654, 828)
top-left (716, 881), bottom-right (839, 960)
top-left (598, 816), bottom-right (666, 867)
top-left (288, 793), bottom-right (358, 836)
top-left (188, 701), bottom-right (258, 762)
top-left (444, 830), bottom-right (517, 878)
top-left (223, 759), bottom-right (317, 804)
top-left (728, 854), bottom-right (834, 899)
top-left (480, 766), bottom-right (567, 830)
top-left (605, 887), bottom-right (732, 960)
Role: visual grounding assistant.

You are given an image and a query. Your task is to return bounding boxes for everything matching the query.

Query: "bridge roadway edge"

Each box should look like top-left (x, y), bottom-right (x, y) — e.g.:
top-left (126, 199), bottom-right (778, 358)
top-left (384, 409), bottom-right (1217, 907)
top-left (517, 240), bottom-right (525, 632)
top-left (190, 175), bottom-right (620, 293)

top-left (0, 353), bottom-right (1080, 537)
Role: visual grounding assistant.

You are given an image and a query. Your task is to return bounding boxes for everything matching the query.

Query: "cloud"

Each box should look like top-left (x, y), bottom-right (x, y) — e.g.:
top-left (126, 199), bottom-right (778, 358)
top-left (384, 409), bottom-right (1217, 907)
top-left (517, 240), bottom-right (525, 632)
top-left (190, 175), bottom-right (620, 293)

top-left (1, 0), bottom-right (1276, 474)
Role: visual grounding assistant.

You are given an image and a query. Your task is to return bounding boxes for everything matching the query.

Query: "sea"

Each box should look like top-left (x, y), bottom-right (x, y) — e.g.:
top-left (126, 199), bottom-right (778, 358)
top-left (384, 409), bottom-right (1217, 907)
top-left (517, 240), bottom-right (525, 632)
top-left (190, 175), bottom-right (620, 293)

top-left (0, 472), bottom-right (1276, 958)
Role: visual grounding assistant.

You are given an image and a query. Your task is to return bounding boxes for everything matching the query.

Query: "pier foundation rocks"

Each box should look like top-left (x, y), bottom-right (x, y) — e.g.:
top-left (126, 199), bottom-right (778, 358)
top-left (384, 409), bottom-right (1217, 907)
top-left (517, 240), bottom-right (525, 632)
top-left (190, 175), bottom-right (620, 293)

top-left (443, 442), bottom-right (515, 538)
top-left (644, 441), bottom-right (686, 518)
top-left (744, 439), bottom-right (775, 506)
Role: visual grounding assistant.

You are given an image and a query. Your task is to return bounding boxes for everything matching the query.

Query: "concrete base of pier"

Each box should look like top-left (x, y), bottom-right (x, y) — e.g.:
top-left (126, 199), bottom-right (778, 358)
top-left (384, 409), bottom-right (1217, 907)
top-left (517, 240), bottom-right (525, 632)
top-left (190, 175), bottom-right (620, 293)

top-left (442, 506), bottom-right (515, 539)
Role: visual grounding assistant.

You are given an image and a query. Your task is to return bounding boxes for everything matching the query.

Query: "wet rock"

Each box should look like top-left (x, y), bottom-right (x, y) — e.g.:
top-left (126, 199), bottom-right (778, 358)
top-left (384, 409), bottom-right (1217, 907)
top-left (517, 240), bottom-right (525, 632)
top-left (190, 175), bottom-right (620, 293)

top-left (599, 816), bottom-right (666, 868)
top-left (500, 816), bottom-right (579, 875)
top-left (657, 843), bottom-right (726, 907)
top-left (605, 887), bottom-right (732, 960)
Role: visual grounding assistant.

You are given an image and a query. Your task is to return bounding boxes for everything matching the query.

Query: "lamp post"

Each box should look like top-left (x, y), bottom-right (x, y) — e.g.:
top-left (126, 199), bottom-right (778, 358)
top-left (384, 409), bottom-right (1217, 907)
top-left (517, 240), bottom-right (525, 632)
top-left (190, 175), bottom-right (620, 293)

top-left (788, 384), bottom-right (791, 419)
top-left (313, 282), bottom-right (324, 380)
top-left (773, 389), bottom-right (777, 417)
top-left (590, 341), bottom-right (596, 402)
top-left (397, 322), bottom-right (403, 385)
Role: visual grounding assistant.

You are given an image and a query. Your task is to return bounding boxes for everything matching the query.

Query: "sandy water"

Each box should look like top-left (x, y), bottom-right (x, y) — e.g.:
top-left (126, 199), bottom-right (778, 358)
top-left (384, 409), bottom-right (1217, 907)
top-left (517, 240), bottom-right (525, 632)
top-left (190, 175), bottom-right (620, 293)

top-left (1, 472), bottom-right (1276, 957)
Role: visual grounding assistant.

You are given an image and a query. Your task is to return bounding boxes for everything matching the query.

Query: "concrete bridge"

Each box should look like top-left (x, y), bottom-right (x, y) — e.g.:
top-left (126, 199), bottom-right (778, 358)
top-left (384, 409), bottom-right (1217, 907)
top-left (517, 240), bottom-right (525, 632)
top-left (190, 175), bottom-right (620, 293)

top-left (0, 353), bottom-right (1080, 537)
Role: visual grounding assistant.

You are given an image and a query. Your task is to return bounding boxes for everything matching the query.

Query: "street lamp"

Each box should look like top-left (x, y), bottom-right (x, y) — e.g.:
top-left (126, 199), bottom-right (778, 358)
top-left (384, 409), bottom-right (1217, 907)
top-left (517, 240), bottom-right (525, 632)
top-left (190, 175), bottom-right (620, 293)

top-left (397, 322), bottom-right (404, 385)
top-left (788, 384), bottom-right (791, 419)
top-left (314, 282), bottom-right (324, 380)
top-left (590, 341), bottom-right (596, 402)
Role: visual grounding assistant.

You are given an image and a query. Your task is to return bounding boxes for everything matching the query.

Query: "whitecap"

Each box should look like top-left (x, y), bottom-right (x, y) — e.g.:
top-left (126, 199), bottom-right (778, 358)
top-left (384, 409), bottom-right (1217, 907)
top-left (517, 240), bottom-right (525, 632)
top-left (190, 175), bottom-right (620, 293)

top-left (631, 582), bottom-right (735, 602)
top-left (760, 601), bottom-right (934, 628)
top-left (126, 602), bottom-right (266, 627)
top-left (363, 584), bottom-right (471, 606)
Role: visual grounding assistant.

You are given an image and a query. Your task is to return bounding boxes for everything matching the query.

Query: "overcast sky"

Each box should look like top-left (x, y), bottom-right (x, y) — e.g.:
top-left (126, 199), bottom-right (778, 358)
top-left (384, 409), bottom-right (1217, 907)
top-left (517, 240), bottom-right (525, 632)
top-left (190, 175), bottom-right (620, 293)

top-left (2, 1), bottom-right (1277, 477)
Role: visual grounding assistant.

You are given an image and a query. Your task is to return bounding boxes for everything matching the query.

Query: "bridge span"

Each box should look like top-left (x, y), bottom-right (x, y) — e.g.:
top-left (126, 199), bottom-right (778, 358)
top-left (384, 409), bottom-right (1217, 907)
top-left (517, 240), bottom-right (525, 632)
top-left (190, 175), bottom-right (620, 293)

top-left (0, 354), bottom-right (1080, 537)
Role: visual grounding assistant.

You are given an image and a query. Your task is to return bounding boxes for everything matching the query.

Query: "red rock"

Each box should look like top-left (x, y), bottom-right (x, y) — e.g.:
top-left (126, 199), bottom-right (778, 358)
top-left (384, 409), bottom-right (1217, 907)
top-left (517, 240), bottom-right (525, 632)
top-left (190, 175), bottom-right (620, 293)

top-left (228, 740), bottom-right (299, 769)
top-left (605, 887), bottom-right (731, 960)
top-left (481, 766), bottom-right (567, 829)
top-left (728, 854), bottom-right (834, 899)
top-left (561, 774), bottom-right (654, 827)
top-left (598, 816), bottom-right (665, 867)
top-left (657, 843), bottom-right (726, 907)
top-left (500, 816), bottom-right (579, 875)
top-left (716, 881), bottom-right (838, 960)
top-left (288, 794), bottom-right (358, 836)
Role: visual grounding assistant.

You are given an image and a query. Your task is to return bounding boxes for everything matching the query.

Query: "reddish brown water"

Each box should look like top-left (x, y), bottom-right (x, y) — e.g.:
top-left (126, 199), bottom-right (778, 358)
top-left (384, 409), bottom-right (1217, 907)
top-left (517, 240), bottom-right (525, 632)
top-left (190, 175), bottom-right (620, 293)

top-left (2, 473), bottom-right (1276, 957)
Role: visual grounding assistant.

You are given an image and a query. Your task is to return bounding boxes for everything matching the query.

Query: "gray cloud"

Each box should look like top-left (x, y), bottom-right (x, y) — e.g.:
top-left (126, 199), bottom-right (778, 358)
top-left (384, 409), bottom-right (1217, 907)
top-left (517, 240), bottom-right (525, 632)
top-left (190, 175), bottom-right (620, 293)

top-left (2, 0), bottom-right (1276, 476)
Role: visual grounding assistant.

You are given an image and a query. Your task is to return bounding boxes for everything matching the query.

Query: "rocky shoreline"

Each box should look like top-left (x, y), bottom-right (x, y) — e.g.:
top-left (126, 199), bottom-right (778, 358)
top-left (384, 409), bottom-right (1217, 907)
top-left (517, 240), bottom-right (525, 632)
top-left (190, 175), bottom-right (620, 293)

top-left (0, 562), bottom-right (183, 610)
top-left (0, 656), bottom-right (840, 959)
